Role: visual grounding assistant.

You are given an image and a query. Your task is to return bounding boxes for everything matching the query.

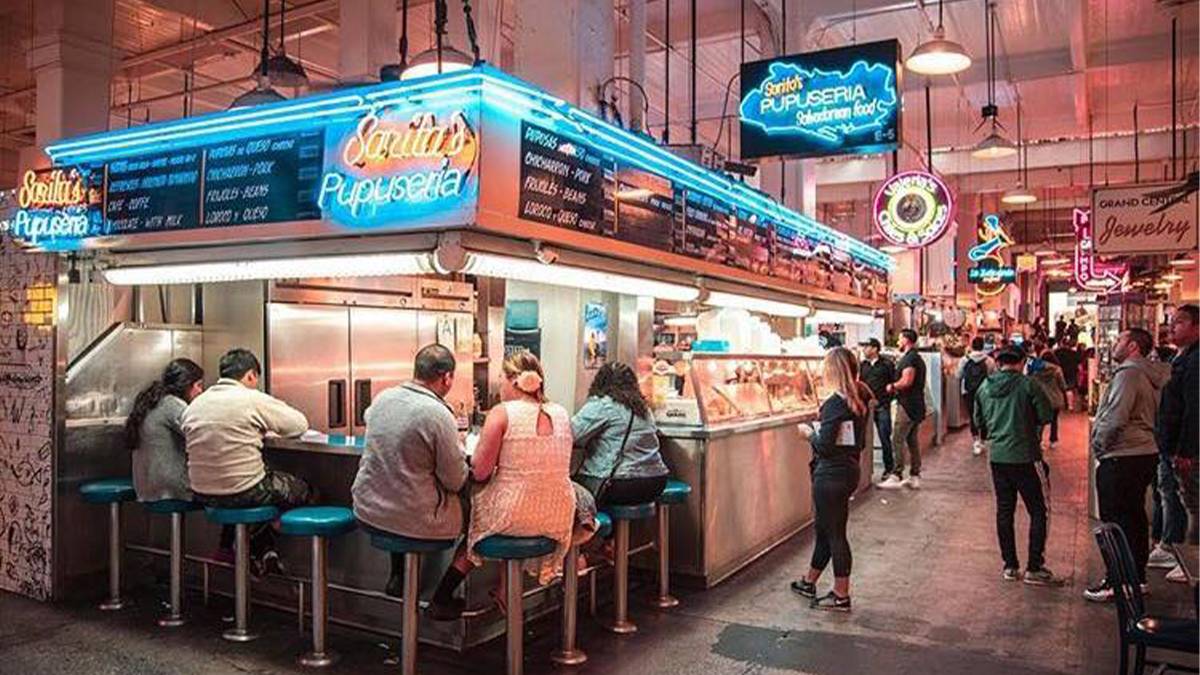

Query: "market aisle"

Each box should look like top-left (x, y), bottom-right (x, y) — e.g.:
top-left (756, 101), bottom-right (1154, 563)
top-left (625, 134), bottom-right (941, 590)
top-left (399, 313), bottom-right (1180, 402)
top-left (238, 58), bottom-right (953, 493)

top-left (1, 414), bottom-right (1194, 674)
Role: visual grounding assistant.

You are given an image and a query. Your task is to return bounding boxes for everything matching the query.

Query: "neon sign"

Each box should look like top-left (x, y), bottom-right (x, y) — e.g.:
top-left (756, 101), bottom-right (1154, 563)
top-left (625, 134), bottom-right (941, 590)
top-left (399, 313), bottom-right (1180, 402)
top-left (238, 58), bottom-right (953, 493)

top-left (873, 171), bottom-right (954, 249)
top-left (969, 214), bottom-right (1015, 297)
top-left (319, 106), bottom-right (478, 224)
top-left (1073, 208), bottom-right (1128, 293)
top-left (6, 168), bottom-right (103, 249)
top-left (739, 40), bottom-right (901, 160)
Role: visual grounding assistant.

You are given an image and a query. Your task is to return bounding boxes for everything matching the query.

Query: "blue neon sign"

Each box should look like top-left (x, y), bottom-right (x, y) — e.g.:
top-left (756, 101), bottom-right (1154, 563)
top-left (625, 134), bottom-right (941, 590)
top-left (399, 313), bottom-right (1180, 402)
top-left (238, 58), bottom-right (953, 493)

top-left (739, 40), bottom-right (901, 160)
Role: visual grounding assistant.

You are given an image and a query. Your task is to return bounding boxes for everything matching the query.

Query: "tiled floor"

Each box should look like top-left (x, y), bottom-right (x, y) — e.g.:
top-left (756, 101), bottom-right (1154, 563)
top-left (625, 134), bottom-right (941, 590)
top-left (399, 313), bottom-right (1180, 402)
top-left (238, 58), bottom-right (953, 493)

top-left (2, 412), bottom-right (1196, 674)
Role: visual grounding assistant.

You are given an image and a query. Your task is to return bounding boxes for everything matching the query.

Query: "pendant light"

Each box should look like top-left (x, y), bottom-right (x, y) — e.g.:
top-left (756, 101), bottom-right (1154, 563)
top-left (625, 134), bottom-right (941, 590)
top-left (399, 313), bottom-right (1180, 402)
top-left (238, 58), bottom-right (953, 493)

top-left (1001, 94), bottom-right (1037, 204)
top-left (906, 0), bottom-right (972, 75)
top-left (400, 0), bottom-right (478, 80)
top-left (258, 0), bottom-right (309, 87)
top-left (229, 0), bottom-right (288, 109)
top-left (971, 1), bottom-right (1017, 159)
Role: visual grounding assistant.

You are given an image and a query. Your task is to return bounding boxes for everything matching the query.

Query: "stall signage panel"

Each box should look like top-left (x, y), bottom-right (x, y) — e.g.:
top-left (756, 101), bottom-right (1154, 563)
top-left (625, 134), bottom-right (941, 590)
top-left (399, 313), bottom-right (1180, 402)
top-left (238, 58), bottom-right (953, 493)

top-left (105, 150), bottom-right (202, 233)
top-left (5, 167), bottom-right (104, 249)
top-left (1092, 181), bottom-right (1198, 255)
top-left (321, 105), bottom-right (479, 227)
top-left (203, 131), bottom-right (324, 227)
top-left (1073, 208), bottom-right (1128, 293)
top-left (872, 170), bottom-right (954, 248)
top-left (739, 40), bottom-right (901, 160)
top-left (518, 121), bottom-right (614, 236)
top-left (968, 214), bottom-right (1014, 297)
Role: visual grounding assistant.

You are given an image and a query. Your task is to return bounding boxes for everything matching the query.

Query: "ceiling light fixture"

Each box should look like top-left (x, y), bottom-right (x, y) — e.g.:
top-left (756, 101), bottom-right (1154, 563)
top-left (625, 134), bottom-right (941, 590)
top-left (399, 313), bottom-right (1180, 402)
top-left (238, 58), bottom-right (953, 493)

top-left (1161, 272), bottom-right (1184, 281)
top-left (704, 291), bottom-right (812, 318)
top-left (460, 252), bottom-right (701, 302)
top-left (399, 0), bottom-right (479, 81)
top-left (971, 1), bottom-right (1017, 160)
top-left (1000, 96), bottom-right (1037, 204)
top-left (104, 252), bottom-right (438, 285)
top-left (1034, 249), bottom-right (1057, 258)
top-left (230, 0), bottom-right (303, 109)
top-left (906, 0), bottom-right (972, 75)
top-left (1169, 254), bottom-right (1196, 267)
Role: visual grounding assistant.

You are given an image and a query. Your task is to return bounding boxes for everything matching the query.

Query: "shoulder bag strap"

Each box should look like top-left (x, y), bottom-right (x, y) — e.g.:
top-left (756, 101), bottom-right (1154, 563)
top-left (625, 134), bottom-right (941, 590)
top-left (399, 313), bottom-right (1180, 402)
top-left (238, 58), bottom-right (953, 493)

top-left (595, 412), bottom-right (636, 503)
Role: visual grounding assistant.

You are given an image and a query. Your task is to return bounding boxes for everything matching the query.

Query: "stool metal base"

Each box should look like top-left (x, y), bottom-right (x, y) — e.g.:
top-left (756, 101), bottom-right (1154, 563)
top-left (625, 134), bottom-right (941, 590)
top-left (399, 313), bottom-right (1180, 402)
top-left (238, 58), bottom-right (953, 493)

top-left (651, 594), bottom-right (680, 609)
top-left (298, 650), bottom-right (339, 668)
top-left (550, 649), bottom-right (588, 666)
top-left (98, 598), bottom-right (128, 611)
top-left (222, 627), bottom-right (259, 642)
top-left (607, 620), bottom-right (637, 635)
top-left (157, 613), bottom-right (186, 628)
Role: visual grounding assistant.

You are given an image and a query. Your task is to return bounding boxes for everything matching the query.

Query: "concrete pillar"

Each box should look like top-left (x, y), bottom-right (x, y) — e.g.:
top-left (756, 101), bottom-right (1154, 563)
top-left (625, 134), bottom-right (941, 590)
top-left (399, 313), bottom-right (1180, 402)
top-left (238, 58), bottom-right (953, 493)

top-left (25, 0), bottom-right (116, 154)
top-left (339, 0), bottom-right (397, 83)
top-left (446, 0), bottom-right (503, 67)
top-left (627, 0), bottom-right (647, 132)
top-left (513, 0), bottom-right (614, 113)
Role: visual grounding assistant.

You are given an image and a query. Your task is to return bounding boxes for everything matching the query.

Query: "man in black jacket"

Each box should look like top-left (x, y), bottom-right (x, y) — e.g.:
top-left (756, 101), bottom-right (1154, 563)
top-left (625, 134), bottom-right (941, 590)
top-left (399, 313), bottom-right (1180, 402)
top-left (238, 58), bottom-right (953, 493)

top-left (1157, 304), bottom-right (1199, 545)
top-left (860, 338), bottom-right (897, 480)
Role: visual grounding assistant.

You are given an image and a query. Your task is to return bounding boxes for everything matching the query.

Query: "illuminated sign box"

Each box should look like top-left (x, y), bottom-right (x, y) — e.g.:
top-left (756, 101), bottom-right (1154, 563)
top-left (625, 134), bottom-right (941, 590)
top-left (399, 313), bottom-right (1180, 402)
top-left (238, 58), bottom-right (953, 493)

top-left (739, 40), bottom-right (901, 160)
top-left (968, 265), bottom-right (1016, 284)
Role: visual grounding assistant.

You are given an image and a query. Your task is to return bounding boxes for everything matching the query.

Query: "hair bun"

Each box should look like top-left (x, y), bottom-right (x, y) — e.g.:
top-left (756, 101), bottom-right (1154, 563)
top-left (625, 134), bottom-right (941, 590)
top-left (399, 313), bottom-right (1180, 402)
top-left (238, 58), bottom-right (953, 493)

top-left (515, 370), bottom-right (543, 394)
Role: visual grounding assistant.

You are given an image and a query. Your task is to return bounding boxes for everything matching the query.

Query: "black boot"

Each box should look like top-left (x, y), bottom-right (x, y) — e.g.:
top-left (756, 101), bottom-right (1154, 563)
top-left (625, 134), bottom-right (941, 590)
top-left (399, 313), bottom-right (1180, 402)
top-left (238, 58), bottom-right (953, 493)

top-left (426, 566), bottom-right (466, 621)
top-left (385, 553), bottom-right (405, 598)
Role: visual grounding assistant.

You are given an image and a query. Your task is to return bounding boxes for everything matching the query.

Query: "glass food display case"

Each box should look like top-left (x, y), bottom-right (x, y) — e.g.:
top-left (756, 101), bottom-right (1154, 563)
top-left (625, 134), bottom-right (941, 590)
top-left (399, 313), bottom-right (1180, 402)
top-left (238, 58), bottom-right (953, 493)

top-left (648, 353), bottom-right (827, 428)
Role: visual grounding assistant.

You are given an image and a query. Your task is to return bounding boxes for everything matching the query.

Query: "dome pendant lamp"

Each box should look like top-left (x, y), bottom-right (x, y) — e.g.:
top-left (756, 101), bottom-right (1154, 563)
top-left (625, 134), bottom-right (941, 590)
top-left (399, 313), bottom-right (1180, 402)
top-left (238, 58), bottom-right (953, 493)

top-left (906, 0), bottom-right (972, 76)
top-left (399, 0), bottom-right (480, 80)
top-left (1001, 96), bottom-right (1037, 204)
top-left (971, 1), bottom-right (1017, 160)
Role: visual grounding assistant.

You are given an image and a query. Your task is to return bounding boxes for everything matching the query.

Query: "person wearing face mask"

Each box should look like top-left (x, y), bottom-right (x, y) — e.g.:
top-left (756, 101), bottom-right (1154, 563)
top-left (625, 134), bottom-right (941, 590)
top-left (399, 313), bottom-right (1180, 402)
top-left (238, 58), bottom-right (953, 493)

top-left (352, 344), bottom-right (470, 597)
top-left (1083, 328), bottom-right (1172, 602)
top-left (128, 358), bottom-right (206, 503)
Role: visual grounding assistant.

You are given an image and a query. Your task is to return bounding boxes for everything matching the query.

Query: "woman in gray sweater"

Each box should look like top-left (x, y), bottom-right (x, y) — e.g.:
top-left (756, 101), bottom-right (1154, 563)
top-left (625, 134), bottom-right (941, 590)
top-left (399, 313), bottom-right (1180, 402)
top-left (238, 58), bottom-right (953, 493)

top-left (127, 359), bottom-right (205, 502)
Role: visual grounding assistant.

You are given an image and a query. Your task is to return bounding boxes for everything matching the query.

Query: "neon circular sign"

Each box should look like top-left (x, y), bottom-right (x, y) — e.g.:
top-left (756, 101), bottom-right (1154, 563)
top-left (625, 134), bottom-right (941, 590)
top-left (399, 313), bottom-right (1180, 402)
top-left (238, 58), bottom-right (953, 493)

top-left (872, 170), bottom-right (955, 249)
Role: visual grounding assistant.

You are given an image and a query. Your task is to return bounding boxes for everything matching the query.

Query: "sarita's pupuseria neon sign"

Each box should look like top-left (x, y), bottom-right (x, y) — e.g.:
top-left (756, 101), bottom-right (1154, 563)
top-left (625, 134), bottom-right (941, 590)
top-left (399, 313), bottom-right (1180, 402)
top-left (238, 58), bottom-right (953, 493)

top-left (319, 107), bottom-right (478, 221)
top-left (7, 168), bottom-right (103, 248)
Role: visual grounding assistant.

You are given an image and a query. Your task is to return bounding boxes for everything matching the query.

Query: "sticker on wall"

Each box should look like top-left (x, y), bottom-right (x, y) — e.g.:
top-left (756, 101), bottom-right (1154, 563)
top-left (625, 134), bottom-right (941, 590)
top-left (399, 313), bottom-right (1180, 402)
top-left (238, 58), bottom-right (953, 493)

top-left (582, 302), bottom-right (608, 370)
top-left (872, 170), bottom-right (954, 249)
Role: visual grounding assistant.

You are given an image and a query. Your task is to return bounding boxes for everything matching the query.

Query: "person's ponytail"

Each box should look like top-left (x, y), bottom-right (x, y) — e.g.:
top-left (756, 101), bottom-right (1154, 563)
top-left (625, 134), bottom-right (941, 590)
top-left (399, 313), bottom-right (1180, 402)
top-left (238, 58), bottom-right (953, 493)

top-left (125, 358), bottom-right (204, 450)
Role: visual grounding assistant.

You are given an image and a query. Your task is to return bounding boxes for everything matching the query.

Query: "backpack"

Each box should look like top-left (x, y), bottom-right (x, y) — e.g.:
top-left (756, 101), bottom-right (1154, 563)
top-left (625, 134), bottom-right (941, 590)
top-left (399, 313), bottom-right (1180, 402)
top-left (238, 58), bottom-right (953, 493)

top-left (963, 359), bottom-right (988, 396)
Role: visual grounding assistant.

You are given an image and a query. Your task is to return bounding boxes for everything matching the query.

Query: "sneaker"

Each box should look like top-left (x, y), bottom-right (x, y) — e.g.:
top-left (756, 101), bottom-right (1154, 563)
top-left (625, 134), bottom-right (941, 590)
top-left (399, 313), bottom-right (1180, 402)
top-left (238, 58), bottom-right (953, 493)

top-left (1083, 581), bottom-right (1114, 602)
top-left (1023, 567), bottom-right (1063, 586)
top-left (1165, 565), bottom-right (1188, 584)
top-left (972, 441), bottom-right (984, 457)
top-left (261, 550), bottom-right (287, 577)
top-left (1002, 567), bottom-right (1020, 581)
top-left (904, 476), bottom-right (921, 490)
top-left (877, 474), bottom-right (904, 489)
top-left (810, 591), bottom-right (851, 612)
top-left (790, 579), bottom-right (817, 598)
top-left (426, 597), bottom-right (465, 621)
top-left (1147, 545), bottom-right (1177, 569)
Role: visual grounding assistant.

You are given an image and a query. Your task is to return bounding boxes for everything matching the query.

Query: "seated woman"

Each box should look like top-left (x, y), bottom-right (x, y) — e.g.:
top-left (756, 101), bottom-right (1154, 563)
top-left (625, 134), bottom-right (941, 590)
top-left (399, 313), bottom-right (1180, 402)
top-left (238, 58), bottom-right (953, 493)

top-left (428, 351), bottom-right (576, 620)
top-left (127, 358), bottom-right (206, 502)
top-left (571, 362), bottom-right (669, 506)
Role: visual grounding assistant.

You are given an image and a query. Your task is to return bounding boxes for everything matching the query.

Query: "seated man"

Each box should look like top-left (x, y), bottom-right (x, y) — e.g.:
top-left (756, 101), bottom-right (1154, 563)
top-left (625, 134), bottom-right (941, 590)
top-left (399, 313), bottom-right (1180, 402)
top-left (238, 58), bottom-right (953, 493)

top-left (352, 344), bottom-right (470, 596)
top-left (183, 348), bottom-right (312, 575)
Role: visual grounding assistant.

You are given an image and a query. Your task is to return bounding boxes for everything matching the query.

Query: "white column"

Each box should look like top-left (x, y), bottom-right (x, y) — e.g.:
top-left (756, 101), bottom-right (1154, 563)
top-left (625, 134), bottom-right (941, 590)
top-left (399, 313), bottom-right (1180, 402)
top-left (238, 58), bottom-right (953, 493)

top-left (628, 0), bottom-right (647, 132)
top-left (339, 0), bottom-right (397, 83)
top-left (25, 0), bottom-right (116, 155)
top-left (513, 0), bottom-right (614, 113)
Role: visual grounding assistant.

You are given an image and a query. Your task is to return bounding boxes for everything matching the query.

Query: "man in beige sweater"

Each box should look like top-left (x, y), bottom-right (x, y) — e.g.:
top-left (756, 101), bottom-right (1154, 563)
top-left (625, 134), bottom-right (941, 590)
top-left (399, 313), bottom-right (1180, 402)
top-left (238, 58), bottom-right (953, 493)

top-left (182, 348), bottom-right (311, 574)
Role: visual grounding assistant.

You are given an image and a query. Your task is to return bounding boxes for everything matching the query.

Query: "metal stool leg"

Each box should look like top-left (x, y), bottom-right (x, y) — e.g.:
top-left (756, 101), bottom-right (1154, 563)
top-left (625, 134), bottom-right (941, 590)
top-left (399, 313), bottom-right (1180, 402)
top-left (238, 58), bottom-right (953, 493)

top-left (158, 512), bottom-right (186, 626)
top-left (99, 502), bottom-right (127, 611)
top-left (505, 559), bottom-right (524, 675)
top-left (550, 544), bottom-right (587, 665)
top-left (609, 519), bottom-right (636, 634)
top-left (223, 523), bottom-right (258, 642)
top-left (652, 504), bottom-right (679, 609)
top-left (299, 535), bottom-right (337, 666)
top-left (400, 552), bottom-right (420, 675)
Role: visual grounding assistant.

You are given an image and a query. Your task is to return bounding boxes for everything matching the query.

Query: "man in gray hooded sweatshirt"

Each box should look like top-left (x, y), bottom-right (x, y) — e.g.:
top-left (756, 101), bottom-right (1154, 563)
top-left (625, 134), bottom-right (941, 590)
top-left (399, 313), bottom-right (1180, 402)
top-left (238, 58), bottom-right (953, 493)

top-left (1084, 328), bottom-right (1172, 602)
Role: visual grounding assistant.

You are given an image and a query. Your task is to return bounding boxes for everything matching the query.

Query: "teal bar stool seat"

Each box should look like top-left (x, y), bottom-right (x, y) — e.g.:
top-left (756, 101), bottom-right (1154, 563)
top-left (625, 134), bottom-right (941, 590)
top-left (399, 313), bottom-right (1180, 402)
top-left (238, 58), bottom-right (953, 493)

top-left (142, 499), bottom-right (203, 627)
top-left (652, 479), bottom-right (692, 609)
top-left (79, 478), bottom-right (136, 611)
top-left (280, 507), bottom-right (357, 668)
top-left (365, 526), bottom-right (457, 675)
top-left (204, 505), bottom-right (279, 642)
top-left (474, 535), bottom-right (556, 675)
top-left (595, 512), bottom-right (613, 539)
top-left (600, 502), bottom-right (657, 634)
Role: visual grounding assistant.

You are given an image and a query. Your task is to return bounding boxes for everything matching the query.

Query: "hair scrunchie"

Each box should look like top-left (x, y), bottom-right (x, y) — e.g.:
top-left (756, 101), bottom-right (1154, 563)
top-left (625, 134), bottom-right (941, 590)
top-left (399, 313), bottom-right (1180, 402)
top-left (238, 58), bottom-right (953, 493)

top-left (515, 370), bottom-right (543, 394)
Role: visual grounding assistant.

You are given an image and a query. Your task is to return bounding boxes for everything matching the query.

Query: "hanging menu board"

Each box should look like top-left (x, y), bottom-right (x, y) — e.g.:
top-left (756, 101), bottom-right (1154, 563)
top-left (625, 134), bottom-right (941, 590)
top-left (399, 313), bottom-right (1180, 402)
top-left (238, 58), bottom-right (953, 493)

top-left (613, 163), bottom-right (675, 251)
top-left (680, 192), bottom-right (735, 265)
top-left (104, 151), bottom-right (203, 233)
top-left (518, 121), bottom-right (614, 237)
top-left (202, 131), bottom-right (324, 227)
top-left (101, 130), bottom-right (325, 235)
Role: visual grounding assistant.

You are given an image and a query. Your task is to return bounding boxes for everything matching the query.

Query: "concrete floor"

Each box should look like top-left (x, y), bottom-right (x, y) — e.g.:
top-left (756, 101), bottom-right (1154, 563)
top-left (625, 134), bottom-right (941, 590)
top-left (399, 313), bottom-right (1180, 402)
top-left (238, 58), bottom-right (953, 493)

top-left (3, 412), bottom-right (1197, 674)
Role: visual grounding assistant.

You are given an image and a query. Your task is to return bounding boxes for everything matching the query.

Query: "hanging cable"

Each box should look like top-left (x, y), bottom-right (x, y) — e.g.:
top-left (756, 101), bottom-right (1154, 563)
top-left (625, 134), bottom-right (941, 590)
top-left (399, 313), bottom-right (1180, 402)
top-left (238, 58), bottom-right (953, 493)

top-left (462, 0), bottom-right (482, 65)
top-left (399, 0), bottom-right (410, 72)
top-left (435, 0), bottom-right (448, 74)
top-left (664, 0), bottom-right (671, 143)
top-left (689, 0), bottom-right (697, 144)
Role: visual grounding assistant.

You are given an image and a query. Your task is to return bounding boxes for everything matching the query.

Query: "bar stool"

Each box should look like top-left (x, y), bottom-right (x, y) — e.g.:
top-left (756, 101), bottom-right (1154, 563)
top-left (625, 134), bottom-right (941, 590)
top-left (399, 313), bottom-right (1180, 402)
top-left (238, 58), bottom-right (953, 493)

top-left (280, 506), bottom-right (357, 667)
top-left (651, 479), bottom-right (692, 609)
top-left (551, 512), bottom-right (612, 666)
top-left (143, 499), bottom-right (203, 626)
top-left (365, 528), bottom-right (457, 675)
top-left (474, 535), bottom-right (556, 675)
top-left (600, 502), bottom-right (656, 634)
top-left (79, 478), bottom-right (136, 611)
top-left (204, 505), bottom-right (279, 642)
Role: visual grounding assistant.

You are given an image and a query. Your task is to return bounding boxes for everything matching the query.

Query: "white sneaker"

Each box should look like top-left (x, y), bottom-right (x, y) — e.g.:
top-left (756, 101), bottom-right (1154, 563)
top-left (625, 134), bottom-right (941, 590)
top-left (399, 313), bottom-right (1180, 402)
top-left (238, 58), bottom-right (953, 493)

top-left (1049, 441), bottom-right (1057, 449)
top-left (1147, 545), bottom-right (1177, 569)
top-left (877, 474), bottom-right (904, 489)
top-left (972, 440), bottom-right (983, 457)
top-left (904, 476), bottom-right (921, 490)
top-left (1166, 564), bottom-right (1188, 584)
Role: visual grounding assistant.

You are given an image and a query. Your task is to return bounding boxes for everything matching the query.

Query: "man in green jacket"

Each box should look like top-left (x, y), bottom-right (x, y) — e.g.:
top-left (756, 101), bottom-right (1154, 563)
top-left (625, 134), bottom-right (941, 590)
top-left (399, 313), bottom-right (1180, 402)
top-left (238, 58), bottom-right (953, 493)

top-left (974, 343), bottom-right (1059, 585)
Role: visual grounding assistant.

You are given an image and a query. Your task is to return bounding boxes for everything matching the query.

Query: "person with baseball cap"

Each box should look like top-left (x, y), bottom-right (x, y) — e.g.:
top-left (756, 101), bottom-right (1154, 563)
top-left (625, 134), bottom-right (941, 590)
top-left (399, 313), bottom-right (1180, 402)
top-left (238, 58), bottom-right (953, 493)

top-left (881, 329), bottom-right (927, 489)
top-left (973, 342), bottom-right (1060, 586)
top-left (858, 338), bottom-right (897, 481)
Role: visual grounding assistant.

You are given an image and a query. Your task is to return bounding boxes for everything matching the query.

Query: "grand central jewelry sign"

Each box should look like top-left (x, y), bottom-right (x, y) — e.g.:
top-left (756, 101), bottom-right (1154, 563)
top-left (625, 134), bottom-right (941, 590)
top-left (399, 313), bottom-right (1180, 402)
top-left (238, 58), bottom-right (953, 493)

top-left (1092, 179), bottom-right (1198, 255)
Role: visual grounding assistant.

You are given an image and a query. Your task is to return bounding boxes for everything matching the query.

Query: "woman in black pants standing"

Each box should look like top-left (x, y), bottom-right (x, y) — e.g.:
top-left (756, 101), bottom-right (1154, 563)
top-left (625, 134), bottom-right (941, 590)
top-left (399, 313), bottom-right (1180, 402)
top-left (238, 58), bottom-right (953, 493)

top-left (791, 346), bottom-right (870, 611)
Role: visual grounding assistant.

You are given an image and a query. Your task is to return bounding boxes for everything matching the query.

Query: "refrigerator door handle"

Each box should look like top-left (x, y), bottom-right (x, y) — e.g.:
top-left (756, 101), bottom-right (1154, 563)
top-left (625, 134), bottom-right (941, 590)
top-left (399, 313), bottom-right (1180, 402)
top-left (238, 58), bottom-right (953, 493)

top-left (354, 379), bottom-right (373, 428)
top-left (328, 379), bottom-right (348, 429)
